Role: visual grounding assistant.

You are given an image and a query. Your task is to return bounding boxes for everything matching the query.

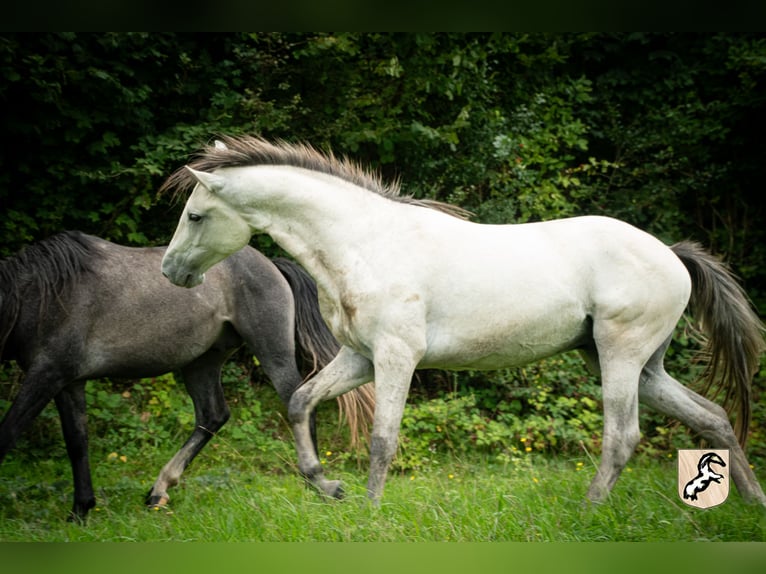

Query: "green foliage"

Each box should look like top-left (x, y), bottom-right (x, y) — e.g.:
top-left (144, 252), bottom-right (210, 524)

top-left (3, 33), bottom-right (766, 303)
top-left (84, 374), bottom-right (192, 460)
top-left (2, 33), bottom-right (766, 486)
top-left (398, 354), bottom-right (604, 471)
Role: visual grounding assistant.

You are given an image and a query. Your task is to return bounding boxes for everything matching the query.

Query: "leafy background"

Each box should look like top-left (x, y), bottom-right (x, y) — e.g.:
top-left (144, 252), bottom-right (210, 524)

top-left (2, 32), bottom-right (766, 469)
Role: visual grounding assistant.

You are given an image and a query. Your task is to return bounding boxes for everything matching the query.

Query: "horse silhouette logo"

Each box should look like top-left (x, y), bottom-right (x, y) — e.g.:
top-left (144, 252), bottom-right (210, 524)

top-left (678, 449), bottom-right (730, 508)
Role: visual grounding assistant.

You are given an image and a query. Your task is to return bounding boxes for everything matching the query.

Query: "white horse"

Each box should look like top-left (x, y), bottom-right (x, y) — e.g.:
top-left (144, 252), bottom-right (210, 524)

top-left (160, 135), bottom-right (766, 507)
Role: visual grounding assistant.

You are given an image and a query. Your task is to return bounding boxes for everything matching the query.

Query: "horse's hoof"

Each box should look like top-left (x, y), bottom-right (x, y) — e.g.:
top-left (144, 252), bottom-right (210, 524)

top-left (323, 480), bottom-right (344, 499)
top-left (67, 498), bottom-right (95, 523)
top-left (146, 494), bottom-right (170, 509)
top-left (66, 511), bottom-right (88, 524)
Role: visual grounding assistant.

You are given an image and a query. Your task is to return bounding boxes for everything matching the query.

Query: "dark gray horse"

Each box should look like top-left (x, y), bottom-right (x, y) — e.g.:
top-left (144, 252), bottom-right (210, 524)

top-left (0, 231), bottom-right (374, 521)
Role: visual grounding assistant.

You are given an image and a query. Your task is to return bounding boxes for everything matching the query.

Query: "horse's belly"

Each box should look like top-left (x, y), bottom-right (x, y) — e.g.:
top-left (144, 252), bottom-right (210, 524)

top-left (419, 311), bottom-right (589, 371)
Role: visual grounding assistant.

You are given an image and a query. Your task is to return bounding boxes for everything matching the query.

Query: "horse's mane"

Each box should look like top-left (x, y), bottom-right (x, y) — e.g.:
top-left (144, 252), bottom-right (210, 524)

top-left (0, 231), bottom-right (97, 357)
top-left (159, 135), bottom-right (472, 220)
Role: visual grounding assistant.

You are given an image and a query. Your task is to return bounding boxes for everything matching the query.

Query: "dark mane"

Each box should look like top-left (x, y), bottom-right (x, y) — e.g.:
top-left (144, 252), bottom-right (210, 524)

top-left (0, 231), bottom-right (98, 357)
top-left (158, 135), bottom-right (472, 220)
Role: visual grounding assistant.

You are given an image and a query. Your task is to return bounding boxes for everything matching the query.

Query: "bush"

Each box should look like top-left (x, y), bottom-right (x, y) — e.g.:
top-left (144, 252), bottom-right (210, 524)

top-left (397, 352), bottom-right (604, 471)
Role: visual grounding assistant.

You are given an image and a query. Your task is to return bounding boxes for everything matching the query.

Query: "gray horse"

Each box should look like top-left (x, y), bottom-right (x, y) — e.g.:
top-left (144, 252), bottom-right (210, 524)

top-left (0, 231), bottom-right (374, 520)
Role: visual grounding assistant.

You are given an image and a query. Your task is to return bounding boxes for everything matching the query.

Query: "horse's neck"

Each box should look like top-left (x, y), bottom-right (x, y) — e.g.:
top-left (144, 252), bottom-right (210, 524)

top-left (234, 165), bottom-right (397, 290)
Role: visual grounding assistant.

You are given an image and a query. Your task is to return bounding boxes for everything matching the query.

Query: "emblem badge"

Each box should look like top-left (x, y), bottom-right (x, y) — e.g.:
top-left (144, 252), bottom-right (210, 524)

top-left (678, 449), bottom-right (729, 508)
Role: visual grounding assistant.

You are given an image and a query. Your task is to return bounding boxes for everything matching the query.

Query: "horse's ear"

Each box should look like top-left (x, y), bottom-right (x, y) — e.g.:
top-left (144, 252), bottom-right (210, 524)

top-left (185, 167), bottom-right (225, 193)
top-left (214, 140), bottom-right (228, 150)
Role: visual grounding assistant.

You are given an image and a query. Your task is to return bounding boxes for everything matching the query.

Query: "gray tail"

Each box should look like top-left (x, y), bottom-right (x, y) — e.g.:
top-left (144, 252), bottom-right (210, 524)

top-left (272, 258), bottom-right (375, 449)
top-left (671, 241), bottom-right (765, 447)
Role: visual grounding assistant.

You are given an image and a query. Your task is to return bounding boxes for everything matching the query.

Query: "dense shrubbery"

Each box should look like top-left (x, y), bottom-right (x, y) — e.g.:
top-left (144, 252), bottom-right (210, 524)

top-left (2, 33), bottom-right (766, 469)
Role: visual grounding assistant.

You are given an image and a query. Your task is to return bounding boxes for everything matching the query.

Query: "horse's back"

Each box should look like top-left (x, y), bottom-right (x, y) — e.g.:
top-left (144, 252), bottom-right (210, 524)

top-left (32, 236), bottom-right (277, 378)
top-left (414, 215), bottom-right (687, 310)
top-left (414, 216), bottom-right (691, 370)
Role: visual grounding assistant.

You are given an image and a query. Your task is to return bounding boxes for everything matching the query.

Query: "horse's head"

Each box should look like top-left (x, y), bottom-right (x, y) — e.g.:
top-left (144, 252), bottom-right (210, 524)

top-left (161, 167), bottom-right (252, 288)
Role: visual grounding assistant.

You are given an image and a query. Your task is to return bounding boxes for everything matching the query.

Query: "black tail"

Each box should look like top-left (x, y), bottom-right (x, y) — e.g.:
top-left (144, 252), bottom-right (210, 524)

top-left (671, 241), bottom-right (765, 447)
top-left (271, 257), bottom-right (339, 374)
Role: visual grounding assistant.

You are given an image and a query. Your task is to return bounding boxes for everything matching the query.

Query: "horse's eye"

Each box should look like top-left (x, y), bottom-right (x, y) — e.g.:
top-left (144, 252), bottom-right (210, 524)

top-left (188, 213), bottom-right (202, 222)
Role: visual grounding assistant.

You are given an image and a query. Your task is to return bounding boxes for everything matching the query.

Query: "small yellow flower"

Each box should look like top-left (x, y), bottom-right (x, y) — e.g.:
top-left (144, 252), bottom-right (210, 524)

top-left (532, 477), bottom-right (539, 484)
top-left (525, 446), bottom-right (532, 453)
top-left (448, 474), bottom-right (454, 479)
top-left (520, 437), bottom-right (527, 443)
top-left (325, 451), bottom-right (333, 457)
top-left (119, 455), bottom-right (127, 463)
top-left (626, 467), bottom-right (632, 473)
top-left (410, 475), bottom-right (415, 481)
top-left (107, 452), bottom-right (118, 461)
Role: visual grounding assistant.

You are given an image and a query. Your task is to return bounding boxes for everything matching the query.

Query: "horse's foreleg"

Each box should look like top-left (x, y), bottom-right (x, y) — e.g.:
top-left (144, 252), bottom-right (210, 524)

top-left (54, 382), bottom-right (95, 522)
top-left (365, 342), bottom-right (420, 504)
top-left (288, 346), bottom-right (373, 498)
top-left (146, 358), bottom-right (230, 509)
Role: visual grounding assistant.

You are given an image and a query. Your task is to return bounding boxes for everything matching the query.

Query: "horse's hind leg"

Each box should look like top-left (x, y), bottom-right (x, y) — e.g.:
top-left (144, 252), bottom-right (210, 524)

top-left (54, 381), bottom-right (95, 521)
top-left (146, 353), bottom-right (230, 508)
top-left (0, 366), bottom-right (67, 462)
top-left (584, 314), bottom-right (662, 502)
top-left (639, 346), bottom-right (766, 506)
top-left (585, 352), bottom-right (643, 502)
top-left (0, 366), bottom-right (88, 519)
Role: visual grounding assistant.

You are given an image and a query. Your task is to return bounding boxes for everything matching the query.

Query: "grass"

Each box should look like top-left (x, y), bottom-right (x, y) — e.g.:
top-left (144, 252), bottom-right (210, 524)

top-left (2, 370), bottom-right (765, 543)
top-left (2, 446), bottom-right (764, 542)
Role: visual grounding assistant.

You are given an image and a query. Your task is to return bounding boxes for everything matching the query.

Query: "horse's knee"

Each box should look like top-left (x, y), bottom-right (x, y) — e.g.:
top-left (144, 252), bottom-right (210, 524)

top-left (288, 387), bottom-right (313, 425)
top-left (369, 433), bottom-right (398, 466)
top-left (209, 406), bottom-right (230, 430)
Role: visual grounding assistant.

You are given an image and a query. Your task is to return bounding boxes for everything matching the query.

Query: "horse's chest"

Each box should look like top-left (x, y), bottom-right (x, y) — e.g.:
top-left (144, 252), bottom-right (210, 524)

top-left (317, 282), bottom-right (422, 356)
top-left (317, 289), bottom-right (367, 349)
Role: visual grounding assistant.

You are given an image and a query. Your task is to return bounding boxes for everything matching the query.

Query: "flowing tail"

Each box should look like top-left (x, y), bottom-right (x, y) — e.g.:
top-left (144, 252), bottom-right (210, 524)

top-left (272, 258), bottom-right (375, 450)
top-left (671, 241), bottom-right (765, 447)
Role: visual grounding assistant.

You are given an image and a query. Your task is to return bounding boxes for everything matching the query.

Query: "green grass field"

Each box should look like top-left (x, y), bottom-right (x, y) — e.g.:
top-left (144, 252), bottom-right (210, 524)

top-left (3, 367), bottom-right (766, 544)
top-left (2, 445), bottom-right (764, 542)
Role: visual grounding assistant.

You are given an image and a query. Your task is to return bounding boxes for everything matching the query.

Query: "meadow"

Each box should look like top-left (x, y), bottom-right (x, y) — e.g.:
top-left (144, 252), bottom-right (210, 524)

top-left (2, 434), bottom-right (764, 542)
top-left (3, 356), bottom-right (766, 544)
